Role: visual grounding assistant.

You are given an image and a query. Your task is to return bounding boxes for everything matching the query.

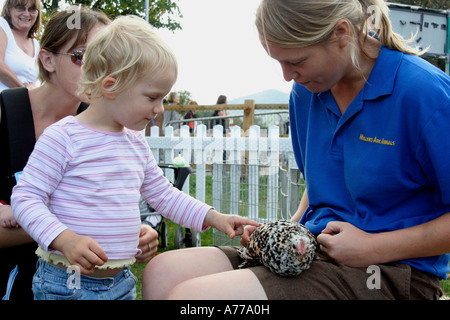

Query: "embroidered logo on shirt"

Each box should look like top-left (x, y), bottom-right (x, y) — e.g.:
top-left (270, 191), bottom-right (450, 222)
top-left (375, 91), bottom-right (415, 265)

top-left (359, 134), bottom-right (395, 146)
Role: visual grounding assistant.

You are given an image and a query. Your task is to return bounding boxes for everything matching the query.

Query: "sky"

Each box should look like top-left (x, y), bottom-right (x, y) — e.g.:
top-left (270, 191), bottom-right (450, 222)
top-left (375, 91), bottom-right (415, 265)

top-left (154, 0), bottom-right (293, 104)
top-left (0, 0), bottom-right (293, 104)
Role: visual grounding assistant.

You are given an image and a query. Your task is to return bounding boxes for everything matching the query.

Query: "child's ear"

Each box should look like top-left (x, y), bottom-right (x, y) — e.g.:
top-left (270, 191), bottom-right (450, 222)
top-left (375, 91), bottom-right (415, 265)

top-left (101, 76), bottom-right (117, 99)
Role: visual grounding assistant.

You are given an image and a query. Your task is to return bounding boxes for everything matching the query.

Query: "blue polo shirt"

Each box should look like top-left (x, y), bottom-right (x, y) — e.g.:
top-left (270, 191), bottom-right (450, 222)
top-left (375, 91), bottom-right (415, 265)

top-left (290, 46), bottom-right (450, 279)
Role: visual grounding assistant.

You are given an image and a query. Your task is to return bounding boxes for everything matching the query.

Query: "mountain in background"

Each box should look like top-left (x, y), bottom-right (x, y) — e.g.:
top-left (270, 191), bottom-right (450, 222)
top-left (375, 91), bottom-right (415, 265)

top-left (229, 89), bottom-right (290, 104)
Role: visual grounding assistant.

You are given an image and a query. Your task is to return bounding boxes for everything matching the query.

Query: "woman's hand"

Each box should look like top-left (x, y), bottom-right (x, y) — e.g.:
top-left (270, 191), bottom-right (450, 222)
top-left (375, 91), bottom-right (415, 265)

top-left (136, 224), bottom-right (159, 263)
top-left (318, 212), bottom-right (450, 268)
top-left (317, 221), bottom-right (378, 267)
top-left (0, 204), bottom-right (19, 228)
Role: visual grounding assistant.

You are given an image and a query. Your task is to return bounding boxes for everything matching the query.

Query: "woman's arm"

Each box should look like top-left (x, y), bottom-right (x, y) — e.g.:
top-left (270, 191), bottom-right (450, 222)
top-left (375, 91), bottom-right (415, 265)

top-left (318, 212), bottom-right (450, 267)
top-left (290, 189), bottom-right (308, 223)
top-left (0, 223), bottom-right (33, 248)
top-left (0, 28), bottom-right (25, 88)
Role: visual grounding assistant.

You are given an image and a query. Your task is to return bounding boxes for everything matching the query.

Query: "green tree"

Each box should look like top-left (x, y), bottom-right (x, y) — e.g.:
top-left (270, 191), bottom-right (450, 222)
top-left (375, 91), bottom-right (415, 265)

top-left (177, 90), bottom-right (192, 106)
top-left (41, 0), bottom-right (182, 31)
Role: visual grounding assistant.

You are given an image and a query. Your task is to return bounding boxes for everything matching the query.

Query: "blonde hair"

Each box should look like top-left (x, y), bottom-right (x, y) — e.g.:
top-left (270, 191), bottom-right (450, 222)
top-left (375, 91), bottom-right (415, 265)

top-left (79, 15), bottom-right (178, 100)
top-left (255, 0), bottom-right (422, 69)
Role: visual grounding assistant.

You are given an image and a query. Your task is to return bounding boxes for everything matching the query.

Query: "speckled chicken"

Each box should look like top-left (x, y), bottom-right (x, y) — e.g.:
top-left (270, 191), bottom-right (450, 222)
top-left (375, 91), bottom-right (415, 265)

top-left (238, 220), bottom-right (317, 276)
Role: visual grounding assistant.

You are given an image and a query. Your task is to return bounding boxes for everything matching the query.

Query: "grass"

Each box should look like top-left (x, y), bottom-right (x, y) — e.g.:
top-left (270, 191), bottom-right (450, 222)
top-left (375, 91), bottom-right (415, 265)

top-left (131, 219), bottom-right (213, 300)
top-left (441, 278), bottom-right (450, 298)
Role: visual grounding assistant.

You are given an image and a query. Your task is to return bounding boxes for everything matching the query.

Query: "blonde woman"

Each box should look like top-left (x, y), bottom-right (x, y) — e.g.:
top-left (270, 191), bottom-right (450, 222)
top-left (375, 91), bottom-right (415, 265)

top-left (142, 0), bottom-right (449, 300)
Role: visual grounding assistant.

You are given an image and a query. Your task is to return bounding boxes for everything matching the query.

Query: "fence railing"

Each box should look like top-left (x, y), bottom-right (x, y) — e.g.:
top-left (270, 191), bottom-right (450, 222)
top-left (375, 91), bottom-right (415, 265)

top-left (145, 123), bottom-right (305, 245)
top-left (160, 100), bottom-right (289, 132)
top-left (164, 110), bottom-right (290, 134)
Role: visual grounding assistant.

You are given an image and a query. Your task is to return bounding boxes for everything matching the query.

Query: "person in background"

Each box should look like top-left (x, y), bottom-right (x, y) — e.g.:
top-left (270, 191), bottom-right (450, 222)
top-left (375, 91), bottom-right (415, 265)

top-left (183, 100), bottom-right (198, 134)
top-left (283, 115), bottom-right (289, 135)
top-left (210, 94), bottom-right (230, 161)
top-left (210, 94), bottom-right (229, 131)
top-left (163, 91), bottom-right (181, 132)
top-left (0, 0), bottom-right (41, 91)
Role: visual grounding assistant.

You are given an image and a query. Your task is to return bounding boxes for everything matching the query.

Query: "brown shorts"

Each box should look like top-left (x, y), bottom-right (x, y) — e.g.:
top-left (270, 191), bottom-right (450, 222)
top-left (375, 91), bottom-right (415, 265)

top-left (217, 246), bottom-right (442, 300)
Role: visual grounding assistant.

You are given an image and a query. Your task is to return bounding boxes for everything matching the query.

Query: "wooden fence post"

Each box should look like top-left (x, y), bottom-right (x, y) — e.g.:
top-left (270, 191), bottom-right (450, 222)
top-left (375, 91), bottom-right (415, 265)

top-left (243, 99), bottom-right (255, 133)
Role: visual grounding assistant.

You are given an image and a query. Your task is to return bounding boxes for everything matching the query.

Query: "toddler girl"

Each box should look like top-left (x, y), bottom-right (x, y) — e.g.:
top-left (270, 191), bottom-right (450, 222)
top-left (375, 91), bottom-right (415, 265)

top-left (12, 15), bottom-right (258, 300)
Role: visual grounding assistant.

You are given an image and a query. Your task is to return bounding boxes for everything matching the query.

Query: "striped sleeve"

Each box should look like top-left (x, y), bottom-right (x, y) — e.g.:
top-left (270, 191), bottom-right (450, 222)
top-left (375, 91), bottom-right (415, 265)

top-left (139, 143), bottom-right (211, 231)
top-left (11, 124), bottom-right (72, 250)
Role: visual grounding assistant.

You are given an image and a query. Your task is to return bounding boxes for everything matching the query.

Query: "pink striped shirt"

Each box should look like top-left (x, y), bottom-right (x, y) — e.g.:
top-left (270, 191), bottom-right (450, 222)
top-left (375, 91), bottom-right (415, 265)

top-left (12, 116), bottom-right (211, 260)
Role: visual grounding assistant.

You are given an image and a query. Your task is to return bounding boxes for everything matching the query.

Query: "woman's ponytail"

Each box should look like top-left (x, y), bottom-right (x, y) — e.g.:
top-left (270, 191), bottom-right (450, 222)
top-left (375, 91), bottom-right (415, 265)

top-left (359, 0), bottom-right (423, 56)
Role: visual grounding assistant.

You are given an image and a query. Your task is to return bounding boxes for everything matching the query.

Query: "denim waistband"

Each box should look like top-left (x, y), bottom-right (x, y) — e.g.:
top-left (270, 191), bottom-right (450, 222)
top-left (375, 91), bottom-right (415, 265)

top-left (36, 259), bottom-right (133, 291)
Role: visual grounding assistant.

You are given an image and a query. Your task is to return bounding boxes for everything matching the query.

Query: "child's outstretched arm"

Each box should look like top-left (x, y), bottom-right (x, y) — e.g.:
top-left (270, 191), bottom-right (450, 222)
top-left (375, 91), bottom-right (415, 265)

top-left (202, 209), bottom-right (259, 239)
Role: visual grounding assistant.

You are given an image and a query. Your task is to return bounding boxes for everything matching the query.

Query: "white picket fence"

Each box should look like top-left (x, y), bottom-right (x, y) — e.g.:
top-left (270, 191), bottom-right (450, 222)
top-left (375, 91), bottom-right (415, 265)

top-left (145, 124), bottom-right (305, 245)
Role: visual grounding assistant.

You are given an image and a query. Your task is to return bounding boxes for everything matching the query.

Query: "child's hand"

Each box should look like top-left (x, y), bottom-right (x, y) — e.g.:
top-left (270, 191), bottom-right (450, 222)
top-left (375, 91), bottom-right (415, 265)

top-left (0, 204), bottom-right (20, 228)
top-left (203, 209), bottom-right (259, 239)
top-left (240, 225), bottom-right (259, 247)
top-left (51, 229), bottom-right (108, 275)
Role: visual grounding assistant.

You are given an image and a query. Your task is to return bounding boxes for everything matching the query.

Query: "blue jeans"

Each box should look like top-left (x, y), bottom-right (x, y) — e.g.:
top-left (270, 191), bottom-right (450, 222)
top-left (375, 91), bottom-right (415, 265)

top-left (32, 259), bottom-right (137, 300)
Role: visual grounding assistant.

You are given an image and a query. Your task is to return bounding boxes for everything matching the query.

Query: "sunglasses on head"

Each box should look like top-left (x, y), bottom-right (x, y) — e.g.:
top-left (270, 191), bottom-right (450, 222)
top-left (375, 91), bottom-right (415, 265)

top-left (48, 49), bottom-right (85, 66)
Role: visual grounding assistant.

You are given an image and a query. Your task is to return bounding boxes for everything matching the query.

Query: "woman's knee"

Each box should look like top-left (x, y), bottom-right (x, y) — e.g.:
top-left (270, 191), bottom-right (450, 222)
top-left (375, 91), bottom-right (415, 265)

top-left (141, 252), bottom-right (174, 299)
top-left (166, 269), bottom-right (268, 300)
top-left (141, 247), bottom-right (233, 300)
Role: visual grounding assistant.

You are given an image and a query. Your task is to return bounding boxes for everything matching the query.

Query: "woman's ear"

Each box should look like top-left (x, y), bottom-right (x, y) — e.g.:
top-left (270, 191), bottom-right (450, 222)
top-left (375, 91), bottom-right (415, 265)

top-left (39, 49), bottom-right (56, 73)
top-left (101, 76), bottom-right (116, 99)
top-left (332, 19), bottom-right (351, 48)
